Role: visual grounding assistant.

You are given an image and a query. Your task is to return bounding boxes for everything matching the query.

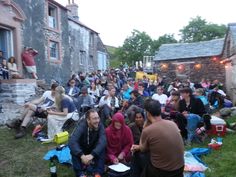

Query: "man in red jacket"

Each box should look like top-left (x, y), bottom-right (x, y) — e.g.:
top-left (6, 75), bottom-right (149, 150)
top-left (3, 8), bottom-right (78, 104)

top-left (21, 47), bottom-right (38, 79)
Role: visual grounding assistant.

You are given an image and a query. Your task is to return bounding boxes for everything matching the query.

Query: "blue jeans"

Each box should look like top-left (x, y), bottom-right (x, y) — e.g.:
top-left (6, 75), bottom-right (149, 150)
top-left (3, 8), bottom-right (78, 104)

top-left (187, 114), bottom-right (202, 143)
top-left (72, 151), bottom-right (105, 176)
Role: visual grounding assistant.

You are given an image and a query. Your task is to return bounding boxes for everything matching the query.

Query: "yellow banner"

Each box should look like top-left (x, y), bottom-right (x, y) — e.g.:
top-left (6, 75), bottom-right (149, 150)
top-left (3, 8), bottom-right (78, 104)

top-left (136, 71), bottom-right (157, 81)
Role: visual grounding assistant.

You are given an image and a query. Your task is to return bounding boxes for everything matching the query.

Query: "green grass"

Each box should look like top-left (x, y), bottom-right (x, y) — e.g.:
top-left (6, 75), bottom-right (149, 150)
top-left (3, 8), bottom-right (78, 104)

top-left (0, 128), bottom-right (74, 177)
top-left (0, 116), bottom-right (236, 177)
top-left (203, 116), bottom-right (236, 177)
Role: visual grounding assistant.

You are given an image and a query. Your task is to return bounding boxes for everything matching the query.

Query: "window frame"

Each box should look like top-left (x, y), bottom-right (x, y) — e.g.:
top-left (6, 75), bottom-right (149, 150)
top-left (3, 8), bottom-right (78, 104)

top-left (48, 39), bottom-right (61, 63)
top-left (47, 2), bottom-right (60, 32)
top-left (79, 50), bottom-right (86, 66)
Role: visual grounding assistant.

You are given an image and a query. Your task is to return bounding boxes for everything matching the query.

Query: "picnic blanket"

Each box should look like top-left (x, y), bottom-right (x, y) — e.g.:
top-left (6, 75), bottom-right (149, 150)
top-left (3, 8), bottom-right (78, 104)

top-left (184, 148), bottom-right (210, 177)
top-left (43, 145), bottom-right (72, 164)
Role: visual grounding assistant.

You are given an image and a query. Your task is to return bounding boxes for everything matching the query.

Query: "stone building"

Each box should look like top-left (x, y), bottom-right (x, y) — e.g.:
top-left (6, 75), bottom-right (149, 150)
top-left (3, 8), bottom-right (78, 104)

top-left (221, 23), bottom-right (236, 104)
top-left (154, 39), bottom-right (225, 83)
top-left (0, 0), bottom-right (108, 84)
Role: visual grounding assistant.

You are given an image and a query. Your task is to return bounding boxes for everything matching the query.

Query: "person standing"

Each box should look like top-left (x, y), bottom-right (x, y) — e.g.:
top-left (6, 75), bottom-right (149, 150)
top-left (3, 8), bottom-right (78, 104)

top-left (69, 109), bottom-right (106, 177)
top-left (21, 47), bottom-right (38, 79)
top-left (131, 99), bottom-right (184, 177)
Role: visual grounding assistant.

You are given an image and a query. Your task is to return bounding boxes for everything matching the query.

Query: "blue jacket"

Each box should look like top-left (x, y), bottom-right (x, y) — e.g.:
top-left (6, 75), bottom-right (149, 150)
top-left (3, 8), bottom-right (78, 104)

top-left (65, 86), bottom-right (80, 97)
top-left (69, 120), bottom-right (107, 158)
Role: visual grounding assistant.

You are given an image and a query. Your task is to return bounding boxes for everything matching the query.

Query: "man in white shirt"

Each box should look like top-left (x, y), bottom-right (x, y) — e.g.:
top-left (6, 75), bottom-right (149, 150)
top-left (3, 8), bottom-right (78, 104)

top-left (6, 83), bottom-right (58, 139)
top-left (152, 86), bottom-right (168, 106)
top-left (99, 87), bottom-right (119, 125)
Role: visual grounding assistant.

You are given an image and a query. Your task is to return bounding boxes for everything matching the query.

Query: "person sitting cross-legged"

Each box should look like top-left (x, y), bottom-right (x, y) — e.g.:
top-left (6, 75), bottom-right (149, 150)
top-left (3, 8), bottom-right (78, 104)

top-left (129, 110), bottom-right (149, 177)
top-left (69, 109), bottom-right (106, 177)
top-left (65, 78), bottom-right (80, 97)
top-left (105, 112), bottom-right (134, 165)
top-left (74, 86), bottom-right (94, 115)
top-left (98, 87), bottom-right (119, 125)
top-left (6, 83), bottom-right (58, 139)
top-left (131, 99), bottom-right (184, 177)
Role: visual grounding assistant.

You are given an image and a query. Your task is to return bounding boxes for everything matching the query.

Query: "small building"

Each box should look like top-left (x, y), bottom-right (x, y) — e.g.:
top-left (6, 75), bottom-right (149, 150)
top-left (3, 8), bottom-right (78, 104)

top-left (0, 0), bottom-right (108, 84)
top-left (221, 23), bottom-right (236, 104)
top-left (154, 39), bottom-right (225, 83)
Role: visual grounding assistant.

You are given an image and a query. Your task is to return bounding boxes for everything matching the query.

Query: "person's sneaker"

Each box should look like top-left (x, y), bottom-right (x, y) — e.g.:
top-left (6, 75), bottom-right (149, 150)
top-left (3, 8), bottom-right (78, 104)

top-left (15, 127), bottom-right (26, 139)
top-left (6, 119), bottom-right (22, 129)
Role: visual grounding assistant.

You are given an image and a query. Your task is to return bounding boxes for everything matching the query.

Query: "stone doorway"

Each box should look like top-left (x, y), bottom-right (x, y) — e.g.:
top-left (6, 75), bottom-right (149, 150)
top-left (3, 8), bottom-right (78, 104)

top-left (0, 0), bottom-right (26, 75)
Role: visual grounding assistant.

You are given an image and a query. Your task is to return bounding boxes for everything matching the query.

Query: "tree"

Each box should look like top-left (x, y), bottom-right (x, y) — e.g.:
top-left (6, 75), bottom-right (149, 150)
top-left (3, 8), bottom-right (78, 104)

top-left (119, 29), bottom-right (153, 65)
top-left (151, 34), bottom-right (177, 54)
top-left (180, 16), bottom-right (227, 43)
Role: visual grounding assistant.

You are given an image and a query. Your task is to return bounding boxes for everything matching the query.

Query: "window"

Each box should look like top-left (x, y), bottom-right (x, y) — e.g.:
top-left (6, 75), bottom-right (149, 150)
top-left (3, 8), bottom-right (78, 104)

top-left (89, 55), bottom-right (93, 66)
top-left (0, 27), bottom-right (13, 59)
top-left (49, 41), bottom-right (59, 60)
top-left (89, 32), bottom-right (94, 47)
top-left (48, 5), bottom-right (58, 29)
top-left (79, 51), bottom-right (86, 65)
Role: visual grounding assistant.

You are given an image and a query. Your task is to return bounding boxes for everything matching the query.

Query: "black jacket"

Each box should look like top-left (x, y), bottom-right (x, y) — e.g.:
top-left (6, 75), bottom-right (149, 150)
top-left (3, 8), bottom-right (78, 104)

top-left (178, 97), bottom-right (206, 117)
top-left (69, 119), bottom-right (106, 158)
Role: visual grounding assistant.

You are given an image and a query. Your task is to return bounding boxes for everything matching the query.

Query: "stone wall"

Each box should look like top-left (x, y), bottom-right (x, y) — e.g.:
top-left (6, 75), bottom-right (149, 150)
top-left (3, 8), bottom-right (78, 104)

top-left (11, 0), bottom-right (107, 85)
top-left (13, 0), bottom-right (71, 84)
top-left (0, 79), bottom-right (36, 104)
top-left (68, 20), bottom-right (98, 73)
top-left (156, 57), bottom-right (225, 83)
top-left (0, 101), bottom-right (22, 126)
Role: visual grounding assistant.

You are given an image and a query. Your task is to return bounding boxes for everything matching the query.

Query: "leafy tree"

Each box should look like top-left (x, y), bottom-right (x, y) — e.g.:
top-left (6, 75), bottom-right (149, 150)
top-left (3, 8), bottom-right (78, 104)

top-left (151, 34), bottom-right (177, 54)
top-left (180, 16), bottom-right (227, 43)
top-left (119, 29), bottom-right (153, 65)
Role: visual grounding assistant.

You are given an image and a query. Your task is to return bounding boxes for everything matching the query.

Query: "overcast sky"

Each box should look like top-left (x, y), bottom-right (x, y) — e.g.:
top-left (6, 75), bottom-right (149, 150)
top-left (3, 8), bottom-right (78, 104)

top-left (57, 0), bottom-right (236, 47)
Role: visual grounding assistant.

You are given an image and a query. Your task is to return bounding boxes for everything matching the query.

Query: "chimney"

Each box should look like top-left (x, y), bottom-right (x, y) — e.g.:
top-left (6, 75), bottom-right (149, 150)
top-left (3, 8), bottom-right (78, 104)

top-left (66, 0), bottom-right (79, 21)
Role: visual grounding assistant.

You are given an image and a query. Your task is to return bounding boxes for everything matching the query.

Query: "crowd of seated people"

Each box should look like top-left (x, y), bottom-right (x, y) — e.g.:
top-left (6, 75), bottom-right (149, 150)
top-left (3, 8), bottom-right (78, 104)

top-left (0, 54), bottom-right (22, 79)
top-left (5, 66), bottom-right (233, 177)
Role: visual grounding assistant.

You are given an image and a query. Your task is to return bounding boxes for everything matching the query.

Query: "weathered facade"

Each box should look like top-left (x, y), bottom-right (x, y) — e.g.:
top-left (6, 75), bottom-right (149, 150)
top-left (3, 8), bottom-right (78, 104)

top-left (0, 0), bottom-right (108, 84)
top-left (154, 39), bottom-right (225, 83)
top-left (221, 23), bottom-right (236, 104)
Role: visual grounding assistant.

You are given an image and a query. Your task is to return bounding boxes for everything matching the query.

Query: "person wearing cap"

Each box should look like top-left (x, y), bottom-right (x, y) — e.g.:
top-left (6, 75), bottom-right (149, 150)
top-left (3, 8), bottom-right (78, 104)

top-left (6, 83), bottom-right (58, 139)
top-left (74, 86), bottom-right (94, 113)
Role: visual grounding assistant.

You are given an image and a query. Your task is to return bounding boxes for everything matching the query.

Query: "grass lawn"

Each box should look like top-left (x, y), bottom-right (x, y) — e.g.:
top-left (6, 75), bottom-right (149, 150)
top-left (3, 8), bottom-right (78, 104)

top-left (0, 116), bottom-right (236, 177)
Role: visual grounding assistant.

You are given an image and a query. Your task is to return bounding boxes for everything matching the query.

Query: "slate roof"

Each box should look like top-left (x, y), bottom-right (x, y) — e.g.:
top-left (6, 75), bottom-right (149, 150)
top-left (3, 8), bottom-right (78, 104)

top-left (154, 38), bottom-right (224, 61)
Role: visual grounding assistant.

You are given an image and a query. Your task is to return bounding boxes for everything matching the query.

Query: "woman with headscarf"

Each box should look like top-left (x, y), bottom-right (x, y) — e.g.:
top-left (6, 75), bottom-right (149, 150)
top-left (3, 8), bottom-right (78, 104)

top-left (47, 86), bottom-right (76, 139)
top-left (105, 112), bottom-right (134, 164)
